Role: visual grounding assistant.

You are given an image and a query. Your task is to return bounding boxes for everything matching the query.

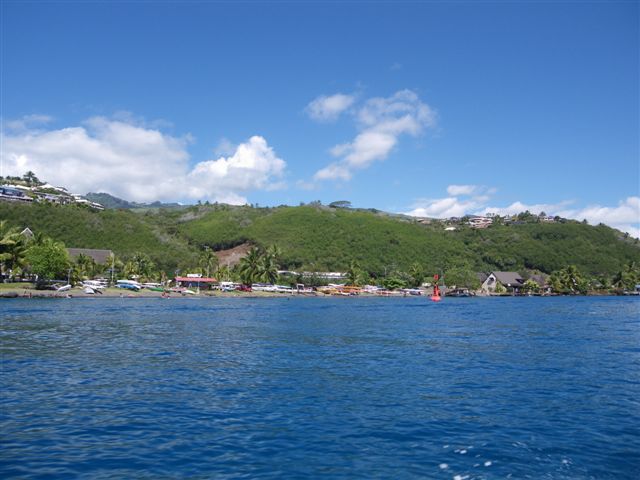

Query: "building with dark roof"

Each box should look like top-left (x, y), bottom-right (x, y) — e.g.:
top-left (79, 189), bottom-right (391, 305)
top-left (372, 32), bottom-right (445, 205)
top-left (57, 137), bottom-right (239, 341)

top-left (480, 271), bottom-right (524, 294)
top-left (67, 248), bottom-right (114, 265)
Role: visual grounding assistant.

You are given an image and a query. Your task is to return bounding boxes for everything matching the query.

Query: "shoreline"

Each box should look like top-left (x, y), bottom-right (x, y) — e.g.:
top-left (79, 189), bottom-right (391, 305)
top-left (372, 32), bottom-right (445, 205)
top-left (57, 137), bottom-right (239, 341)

top-left (0, 288), bottom-right (632, 299)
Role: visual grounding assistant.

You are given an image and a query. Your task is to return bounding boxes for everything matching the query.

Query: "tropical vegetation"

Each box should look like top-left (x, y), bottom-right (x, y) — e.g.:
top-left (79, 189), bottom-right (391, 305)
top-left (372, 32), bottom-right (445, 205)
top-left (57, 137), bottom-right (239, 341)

top-left (1, 186), bottom-right (639, 293)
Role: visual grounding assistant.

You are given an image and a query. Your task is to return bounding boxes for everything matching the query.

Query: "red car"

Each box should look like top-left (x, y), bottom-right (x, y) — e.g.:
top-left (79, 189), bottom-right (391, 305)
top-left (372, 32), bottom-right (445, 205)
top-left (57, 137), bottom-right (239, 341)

top-left (235, 284), bottom-right (252, 292)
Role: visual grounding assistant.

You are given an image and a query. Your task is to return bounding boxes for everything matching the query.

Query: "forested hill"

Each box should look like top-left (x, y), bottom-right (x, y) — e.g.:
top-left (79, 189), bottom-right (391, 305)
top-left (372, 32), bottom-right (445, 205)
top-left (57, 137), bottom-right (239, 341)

top-left (1, 201), bottom-right (638, 276)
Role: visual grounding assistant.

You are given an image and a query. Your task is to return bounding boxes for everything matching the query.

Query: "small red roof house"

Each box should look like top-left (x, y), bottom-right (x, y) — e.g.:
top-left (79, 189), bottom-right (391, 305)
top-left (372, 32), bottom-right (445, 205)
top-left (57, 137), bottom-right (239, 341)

top-left (175, 276), bottom-right (217, 284)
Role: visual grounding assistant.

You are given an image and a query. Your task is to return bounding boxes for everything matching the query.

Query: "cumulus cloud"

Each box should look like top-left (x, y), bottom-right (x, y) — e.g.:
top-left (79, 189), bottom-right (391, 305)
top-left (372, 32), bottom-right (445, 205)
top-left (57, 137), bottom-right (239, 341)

top-left (185, 136), bottom-right (286, 203)
top-left (404, 184), bottom-right (640, 237)
top-left (306, 93), bottom-right (355, 122)
top-left (312, 89), bottom-right (436, 181)
top-left (558, 197), bottom-right (640, 237)
top-left (314, 162), bottom-right (352, 182)
top-left (1, 115), bottom-right (286, 204)
top-left (407, 196), bottom-right (484, 219)
top-left (406, 184), bottom-right (495, 218)
top-left (479, 200), bottom-right (575, 217)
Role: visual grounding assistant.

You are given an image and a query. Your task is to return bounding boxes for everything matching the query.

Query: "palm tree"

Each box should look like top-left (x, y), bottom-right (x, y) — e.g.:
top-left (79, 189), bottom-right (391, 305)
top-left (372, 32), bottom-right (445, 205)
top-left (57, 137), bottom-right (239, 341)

top-left (551, 265), bottom-right (588, 294)
top-left (199, 247), bottom-right (219, 278)
top-left (215, 264), bottom-right (232, 282)
top-left (408, 262), bottom-right (424, 288)
top-left (346, 260), bottom-right (364, 286)
top-left (613, 261), bottom-right (639, 291)
top-left (74, 253), bottom-right (95, 280)
top-left (123, 252), bottom-right (156, 280)
top-left (522, 279), bottom-right (540, 294)
top-left (258, 253), bottom-right (279, 284)
top-left (266, 244), bottom-right (282, 261)
top-left (238, 247), bottom-right (262, 285)
top-left (22, 171), bottom-right (41, 187)
top-left (0, 221), bottom-right (27, 279)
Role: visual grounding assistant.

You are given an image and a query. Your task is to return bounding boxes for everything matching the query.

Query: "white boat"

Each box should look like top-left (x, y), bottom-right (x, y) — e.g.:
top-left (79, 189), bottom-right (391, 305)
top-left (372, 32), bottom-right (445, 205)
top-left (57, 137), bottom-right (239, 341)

top-left (56, 284), bottom-right (72, 292)
top-left (219, 281), bottom-right (238, 291)
top-left (275, 285), bottom-right (293, 293)
top-left (82, 280), bottom-right (106, 290)
top-left (252, 283), bottom-right (278, 292)
top-left (117, 279), bottom-right (142, 291)
top-left (83, 286), bottom-right (96, 294)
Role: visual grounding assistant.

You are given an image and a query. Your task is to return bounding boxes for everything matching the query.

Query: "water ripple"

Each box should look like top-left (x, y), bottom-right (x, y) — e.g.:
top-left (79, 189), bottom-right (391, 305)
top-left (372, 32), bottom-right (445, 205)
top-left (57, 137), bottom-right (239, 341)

top-left (1, 296), bottom-right (639, 478)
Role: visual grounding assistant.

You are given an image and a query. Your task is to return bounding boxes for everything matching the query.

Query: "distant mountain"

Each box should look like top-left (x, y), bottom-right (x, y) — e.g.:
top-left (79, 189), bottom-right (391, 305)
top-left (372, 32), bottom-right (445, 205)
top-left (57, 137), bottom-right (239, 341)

top-left (85, 192), bottom-right (185, 210)
top-left (85, 192), bottom-right (134, 209)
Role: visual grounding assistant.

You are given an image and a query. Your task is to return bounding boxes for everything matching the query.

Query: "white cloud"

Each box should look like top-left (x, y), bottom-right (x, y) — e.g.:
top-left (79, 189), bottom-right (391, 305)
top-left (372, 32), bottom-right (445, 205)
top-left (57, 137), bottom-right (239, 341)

top-left (336, 130), bottom-right (398, 168)
top-left (356, 90), bottom-right (435, 130)
top-left (313, 89), bottom-right (436, 181)
top-left (561, 197), bottom-right (640, 225)
top-left (480, 200), bottom-right (575, 217)
top-left (447, 184), bottom-right (478, 196)
top-left (407, 184), bottom-right (494, 218)
top-left (314, 162), bottom-right (352, 181)
top-left (558, 197), bottom-right (640, 237)
top-left (403, 186), bottom-right (639, 238)
top-left (306, 93), bottom-right (355, 122)
top-left (406, 196), bottom-right (484, 219)
top-left (186, 136), bottom-right (286, 203)
top-left (1, 116), bottom-right (286, 204)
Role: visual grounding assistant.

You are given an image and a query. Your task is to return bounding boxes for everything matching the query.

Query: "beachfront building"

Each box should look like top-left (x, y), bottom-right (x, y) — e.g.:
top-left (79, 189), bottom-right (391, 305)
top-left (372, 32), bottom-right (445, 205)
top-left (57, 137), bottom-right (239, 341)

top-left (67, 248), bottom-right (114, 265)
top-left (174, 275), bottom-right (218, 290)
top-left (480, 271), bottom-right (524, 294)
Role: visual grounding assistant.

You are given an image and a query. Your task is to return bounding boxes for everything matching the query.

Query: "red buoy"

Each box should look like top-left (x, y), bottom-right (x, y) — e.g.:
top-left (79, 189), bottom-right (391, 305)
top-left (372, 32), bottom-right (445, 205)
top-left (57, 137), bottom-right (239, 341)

top-left (431, 274), bottom-right (441, 302)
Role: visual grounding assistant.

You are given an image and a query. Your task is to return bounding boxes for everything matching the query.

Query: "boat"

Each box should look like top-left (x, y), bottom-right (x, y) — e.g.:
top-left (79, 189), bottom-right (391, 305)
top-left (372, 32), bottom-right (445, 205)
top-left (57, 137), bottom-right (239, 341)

top-left (82, 280), bottom-right (106, 290)
top-left (401, 288), bottom-right (423, 296)
top-left (447, 288), bottom-right (474, 297)
top-left (55, 284), bottom-right (72, 292)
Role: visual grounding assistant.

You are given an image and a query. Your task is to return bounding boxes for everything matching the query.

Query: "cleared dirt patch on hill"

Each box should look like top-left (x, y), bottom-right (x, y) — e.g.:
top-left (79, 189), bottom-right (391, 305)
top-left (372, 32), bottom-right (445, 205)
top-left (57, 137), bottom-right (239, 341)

top-left (215, 242), bottom-right (252, 267)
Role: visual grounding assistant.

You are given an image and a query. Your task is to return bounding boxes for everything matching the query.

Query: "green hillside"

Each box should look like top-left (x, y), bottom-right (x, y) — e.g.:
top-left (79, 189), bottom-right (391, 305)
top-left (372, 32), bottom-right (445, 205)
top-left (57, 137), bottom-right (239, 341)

top-left (1, 201), bottom-right (638, 276)
top-left (0, 202), bottom-right (197, 272)
top-left (173, 204), bottom-right (640, 275)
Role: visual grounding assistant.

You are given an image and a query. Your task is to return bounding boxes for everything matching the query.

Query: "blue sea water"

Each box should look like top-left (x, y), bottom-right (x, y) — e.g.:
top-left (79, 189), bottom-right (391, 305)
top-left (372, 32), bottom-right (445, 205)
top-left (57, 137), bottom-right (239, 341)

top-left (1, 296), bottom-right (639, 479)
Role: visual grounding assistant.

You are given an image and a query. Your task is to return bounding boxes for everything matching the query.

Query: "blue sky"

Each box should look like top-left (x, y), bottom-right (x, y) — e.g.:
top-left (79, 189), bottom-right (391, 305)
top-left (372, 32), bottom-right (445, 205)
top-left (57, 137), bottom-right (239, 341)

top-left (1, 1), bottom-right (639, 235)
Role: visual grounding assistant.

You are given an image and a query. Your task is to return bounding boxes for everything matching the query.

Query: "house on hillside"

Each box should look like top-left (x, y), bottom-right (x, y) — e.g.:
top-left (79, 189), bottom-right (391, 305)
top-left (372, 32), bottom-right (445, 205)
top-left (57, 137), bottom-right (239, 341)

top-left (67, 248), bottom-right (114, 265)
top-left (480, 271), bottom-right (524, 294)
top-left (0, 185), bottom-right (33, 203)
top-left (468, 216), bottom-right (493, 229)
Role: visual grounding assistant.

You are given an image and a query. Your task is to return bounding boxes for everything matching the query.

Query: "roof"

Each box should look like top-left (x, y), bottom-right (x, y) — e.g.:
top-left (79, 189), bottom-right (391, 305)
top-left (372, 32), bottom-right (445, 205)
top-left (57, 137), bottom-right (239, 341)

top-left (529, 274), bottom-right (548, 287)
top-left (175, 276), bottom-right (218, 283)
top-left (492, 271), bottom-right (524, 287)
top-left (67, 248), bottom-right (113, 265)
top-left (477, 272), bottom-right (489, 283)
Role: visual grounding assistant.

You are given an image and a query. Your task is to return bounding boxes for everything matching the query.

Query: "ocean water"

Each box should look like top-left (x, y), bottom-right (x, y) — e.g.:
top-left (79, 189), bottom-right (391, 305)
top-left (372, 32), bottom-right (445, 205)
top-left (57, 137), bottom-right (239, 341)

top-left (1, 296), bottom-right (639, 479)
